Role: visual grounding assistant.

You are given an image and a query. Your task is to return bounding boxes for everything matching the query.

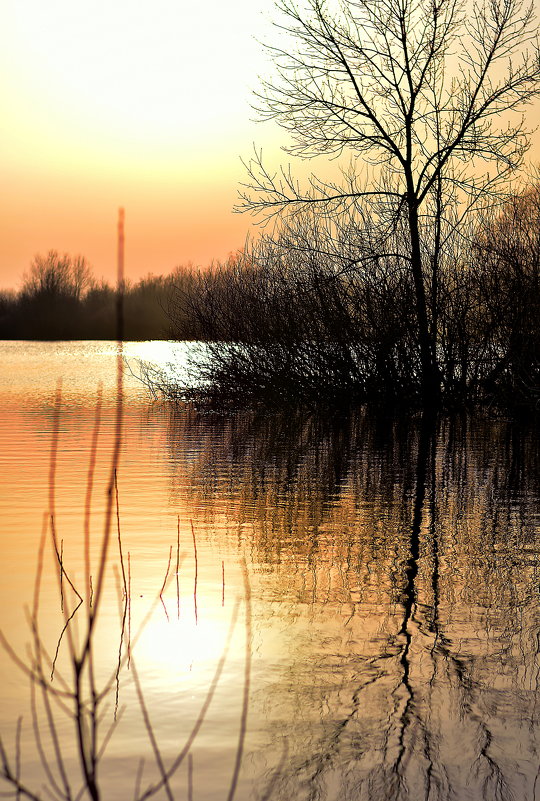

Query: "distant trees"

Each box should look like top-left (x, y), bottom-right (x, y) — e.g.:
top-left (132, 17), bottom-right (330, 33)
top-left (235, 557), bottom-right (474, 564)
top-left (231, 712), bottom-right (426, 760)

top-left (237, 0), bottom-right (540, 406)
top-left (14, 251), bottom-right (95, 338)
top-left (0, 255), bottom-right (201, 341)
top-left (22, 251), bottom-right (94, 301)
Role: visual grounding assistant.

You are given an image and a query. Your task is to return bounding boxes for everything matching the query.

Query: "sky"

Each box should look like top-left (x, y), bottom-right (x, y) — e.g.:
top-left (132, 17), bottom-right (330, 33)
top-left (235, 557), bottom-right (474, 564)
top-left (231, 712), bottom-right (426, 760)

top-left (0, 0), bottom-right (282, 289)
top-left (2, 0), bottom-right (540, 291)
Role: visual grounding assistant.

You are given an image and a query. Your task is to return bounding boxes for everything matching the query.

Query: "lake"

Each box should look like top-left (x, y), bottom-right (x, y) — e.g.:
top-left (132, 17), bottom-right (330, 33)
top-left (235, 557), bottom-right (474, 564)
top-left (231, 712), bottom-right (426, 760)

top-left (1, 340), bottom-right (540, 801)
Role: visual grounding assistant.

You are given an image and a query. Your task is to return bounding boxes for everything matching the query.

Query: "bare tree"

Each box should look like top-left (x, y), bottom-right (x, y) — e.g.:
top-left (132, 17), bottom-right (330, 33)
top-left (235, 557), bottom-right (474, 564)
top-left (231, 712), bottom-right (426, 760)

top-left (469, 177), bottom-right (540, 403)
top-left (23, 251), bottom-right (94, 301)
top-left (238, 0), bottom-right (540, 405)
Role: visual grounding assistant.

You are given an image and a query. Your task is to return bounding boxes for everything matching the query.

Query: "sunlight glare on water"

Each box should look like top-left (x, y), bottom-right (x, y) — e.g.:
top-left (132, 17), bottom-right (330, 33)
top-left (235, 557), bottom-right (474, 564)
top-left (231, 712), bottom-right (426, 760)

top-left (1, 341), bottom-right (540, 801)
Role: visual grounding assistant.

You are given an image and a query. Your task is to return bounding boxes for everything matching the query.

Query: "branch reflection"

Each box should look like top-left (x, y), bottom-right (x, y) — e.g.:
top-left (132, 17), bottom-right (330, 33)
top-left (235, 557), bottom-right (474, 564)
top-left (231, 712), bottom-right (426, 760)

top-left (165, 408), bottom-right (540, 801)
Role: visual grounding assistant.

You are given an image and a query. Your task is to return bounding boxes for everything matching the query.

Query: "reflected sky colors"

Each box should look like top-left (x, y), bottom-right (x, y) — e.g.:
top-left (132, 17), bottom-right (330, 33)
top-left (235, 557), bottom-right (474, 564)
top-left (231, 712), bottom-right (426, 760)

top-left (1, 342), bottom-right (540, 800)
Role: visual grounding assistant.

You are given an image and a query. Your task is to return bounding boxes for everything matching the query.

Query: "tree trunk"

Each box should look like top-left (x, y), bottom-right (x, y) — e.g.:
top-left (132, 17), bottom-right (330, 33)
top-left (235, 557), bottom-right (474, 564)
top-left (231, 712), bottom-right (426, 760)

top-left (406, 191), bottom-right (440, 407)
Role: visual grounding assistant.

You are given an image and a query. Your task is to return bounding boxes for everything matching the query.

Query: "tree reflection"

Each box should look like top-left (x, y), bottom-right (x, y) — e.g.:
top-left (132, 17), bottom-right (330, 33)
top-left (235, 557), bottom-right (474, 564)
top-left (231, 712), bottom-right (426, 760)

top-left (165, 408), bottom-right (540, 801)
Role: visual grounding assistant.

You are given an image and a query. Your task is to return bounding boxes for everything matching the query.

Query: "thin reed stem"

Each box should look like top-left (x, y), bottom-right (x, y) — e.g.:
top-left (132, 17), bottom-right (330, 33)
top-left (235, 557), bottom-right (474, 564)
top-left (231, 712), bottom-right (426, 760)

top-left (136, 599), bottom-right (241, 801)
top-left (85, 384), bottom-right (103, 607)
top-left (47, 382), bottom-right (62, 531)
top-left (114, 469), bottom-right (129, 716)
top-left (188, 753), bottom-right (193, 801)
top-left (128, 552), bottom-right (132, 668)
top-left (59, 539), bottom-right (64, 613)
top-left (176, 517), bottom-right (180, 620)
top-left (225, 559), bottom-right (252, 801)
top-left (222, 560), bottom-right (225, 608)
top-left (131, 659), bottom-right (175, 801)
top-left (190, 521), bottom-right (198, 625)
top-left (160, 546), bottom-right (173, 621)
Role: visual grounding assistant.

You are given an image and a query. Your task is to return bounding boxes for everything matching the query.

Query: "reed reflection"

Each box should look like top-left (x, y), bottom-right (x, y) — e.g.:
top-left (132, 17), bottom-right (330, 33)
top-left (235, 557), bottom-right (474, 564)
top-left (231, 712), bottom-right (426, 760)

top-left (166, 408), bottom-right (540, 801)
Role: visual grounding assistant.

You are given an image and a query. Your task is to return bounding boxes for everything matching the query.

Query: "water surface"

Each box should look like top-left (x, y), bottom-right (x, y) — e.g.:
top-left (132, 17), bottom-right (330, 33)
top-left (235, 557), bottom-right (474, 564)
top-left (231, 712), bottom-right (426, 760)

top-left (1, 341), bottom-right (540, 800)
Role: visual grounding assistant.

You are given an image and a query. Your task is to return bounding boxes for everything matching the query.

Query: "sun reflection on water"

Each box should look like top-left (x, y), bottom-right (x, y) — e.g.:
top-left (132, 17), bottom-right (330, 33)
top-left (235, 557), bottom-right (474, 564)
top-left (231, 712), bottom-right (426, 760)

top-left (3, 342), bottom-right (540, 801)
top-left (134, 602), bottom-right (237, 679)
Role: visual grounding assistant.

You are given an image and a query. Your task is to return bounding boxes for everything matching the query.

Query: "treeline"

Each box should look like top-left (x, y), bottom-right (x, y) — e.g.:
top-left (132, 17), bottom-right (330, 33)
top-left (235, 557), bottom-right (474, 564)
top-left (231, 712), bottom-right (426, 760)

top-left (0, 253), bottom-right (204, 340)
top-left (162, 182), bottom-right (540, 413)
top-left (3, 183), bottom-right (540, 412)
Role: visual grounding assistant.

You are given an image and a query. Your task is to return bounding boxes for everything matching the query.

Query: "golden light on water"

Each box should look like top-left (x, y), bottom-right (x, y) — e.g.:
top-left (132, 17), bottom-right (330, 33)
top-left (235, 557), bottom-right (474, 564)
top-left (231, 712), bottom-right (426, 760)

top-left (135, 609), bottom-right (236, 677)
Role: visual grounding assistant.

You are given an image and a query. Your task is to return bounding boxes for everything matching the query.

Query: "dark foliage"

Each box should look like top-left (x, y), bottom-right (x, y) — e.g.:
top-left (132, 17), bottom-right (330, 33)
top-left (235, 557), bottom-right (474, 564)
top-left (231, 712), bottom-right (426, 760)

top-left (164, 185), bottom-right (540, 413)
top-left (0, 253), bottom-right (201, 341)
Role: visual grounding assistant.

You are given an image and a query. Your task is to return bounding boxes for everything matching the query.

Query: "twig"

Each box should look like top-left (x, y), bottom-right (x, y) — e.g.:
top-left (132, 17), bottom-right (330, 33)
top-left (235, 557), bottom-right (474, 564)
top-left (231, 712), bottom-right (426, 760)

top-left (160, 546), bottom-right (173, 622)
top-left (50, 534), bottom-right (84, 681)
top-left (85, 385), bottom-right (103, 607)
top-left (128, 553), bottom-right (132, 669)
top-left (114, 470), bottom-right (129, 716)
top-left (188, 753), bottom-right (193, 801)
top-left (50, 595), bottom-right (83, 682)
top-left (131, 659), bottom-right (175, 801)
top-left (259, 738), bottom-right (289, 801)
top-left (133, 759), bottom-right (145, 801)
top-left (176, 518), bottom-right (180, 620)
top-left (136, 599), bottom-right (241, 801)
top-left (59, 539), bottom-right (64, 613)
top-left (115, 470), bottom-right (128, 599)
top-left (190, 521), bottom-right (198, 625)
top-left (15, 717), bottom-right (21, 801)
top-left (225, 559), bottom-right (252, 801)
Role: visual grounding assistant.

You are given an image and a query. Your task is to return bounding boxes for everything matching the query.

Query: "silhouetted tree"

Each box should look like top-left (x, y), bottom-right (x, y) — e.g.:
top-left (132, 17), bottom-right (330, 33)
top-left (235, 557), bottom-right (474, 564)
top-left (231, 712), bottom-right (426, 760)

top-left (239, 0), bottom-right (540, 406)
top-left (17, 251), bottom-right (94, 338)
top-left (22, 251), bottom-right (94, 301)
top-left (1, 256), bottom-right (208, 341)
top-left (471, 179), bottom-right (540, 405)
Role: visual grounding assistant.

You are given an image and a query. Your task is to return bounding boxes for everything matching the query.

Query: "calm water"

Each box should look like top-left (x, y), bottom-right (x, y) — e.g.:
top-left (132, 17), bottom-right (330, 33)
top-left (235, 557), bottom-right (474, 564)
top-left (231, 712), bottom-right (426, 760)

top-left (1, 341), bottom-right (540, 801)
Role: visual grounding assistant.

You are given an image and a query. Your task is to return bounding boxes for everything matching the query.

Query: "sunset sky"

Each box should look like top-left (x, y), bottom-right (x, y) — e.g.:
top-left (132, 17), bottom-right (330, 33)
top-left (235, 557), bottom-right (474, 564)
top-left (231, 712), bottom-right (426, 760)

top-left (0, 0), bottom-right (284, 289)
top-left (2, 0), bottom-right (540, 291)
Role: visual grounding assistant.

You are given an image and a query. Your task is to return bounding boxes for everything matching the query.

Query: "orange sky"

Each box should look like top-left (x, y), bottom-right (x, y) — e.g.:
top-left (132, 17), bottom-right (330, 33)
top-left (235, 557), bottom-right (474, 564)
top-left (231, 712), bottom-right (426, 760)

top-left (1, 0), bottom-right (540, 290)
top-left (0, 0), bottom-right (281, 289)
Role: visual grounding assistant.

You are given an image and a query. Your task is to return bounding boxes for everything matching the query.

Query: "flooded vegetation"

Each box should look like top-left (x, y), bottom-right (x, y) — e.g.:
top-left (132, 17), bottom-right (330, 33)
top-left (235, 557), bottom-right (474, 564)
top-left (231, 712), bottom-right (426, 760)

top-left (168, 407), bottom-right (540, 799)
top-left (1, 342), bottom-right (540, 800)
top-left (3, 0), bottom-right (540, 796)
